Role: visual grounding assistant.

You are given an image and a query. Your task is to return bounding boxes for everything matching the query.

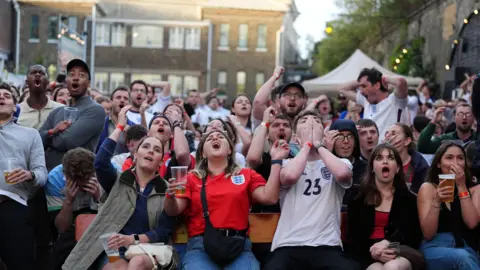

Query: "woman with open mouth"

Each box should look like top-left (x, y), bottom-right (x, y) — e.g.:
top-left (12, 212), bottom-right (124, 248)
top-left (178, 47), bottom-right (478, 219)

top-left (347, 143), bottom-right (423, 270)
top-left (417, 141), bottom-right (480, 270)
top-left (64, 136), bottom-right (177, 270)
top-left (164, 129), bottom-right (289, 269)
top-left (229, 94), bottom-right (253, 156)
top-left (52, 85), bottom-right (70, 105)
top-left (384, 123), bottom-right (429, 194)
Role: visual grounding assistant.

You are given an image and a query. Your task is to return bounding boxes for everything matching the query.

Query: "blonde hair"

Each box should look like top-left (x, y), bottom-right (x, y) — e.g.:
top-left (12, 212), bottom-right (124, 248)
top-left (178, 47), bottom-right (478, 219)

top-left (192, 130), bottom-right (240, 179)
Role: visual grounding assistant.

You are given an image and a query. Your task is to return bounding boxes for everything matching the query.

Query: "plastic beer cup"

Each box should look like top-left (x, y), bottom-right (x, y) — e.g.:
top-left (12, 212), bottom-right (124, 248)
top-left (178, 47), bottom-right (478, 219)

top-left (99, 233), bottom-right (121, 263)
top-left (171, 166), bottom-right (188, 195)
top-left (438, 174), bottom-right (455, 203)
top-left (2, 158), bottom-right (17, 184)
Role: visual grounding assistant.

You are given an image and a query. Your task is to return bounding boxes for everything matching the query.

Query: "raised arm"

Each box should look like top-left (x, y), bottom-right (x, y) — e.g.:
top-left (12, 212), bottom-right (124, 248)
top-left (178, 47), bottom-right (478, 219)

top-left (228, 115), bottom-right (252, 156)
top-left (50, 106), bottom-right (105, 151)
top-left (417, 107), bottom-right (445, 154)
top-left (167, 111), bottom-right (191, 167)
top-left (246, 107), bottom-right (275, 168)
top-left (252, 140), bottom-right (289, 204)
top-left (252, 66), bottom-right (284, 121)
top-left (338, 81), bottom-right (360, 102)
top-left (305, 95), bottom-right (328, 112)
top-left (384, 75), bottom-right (408, 99)
top-left (280, 144), bottom-right (310, 186)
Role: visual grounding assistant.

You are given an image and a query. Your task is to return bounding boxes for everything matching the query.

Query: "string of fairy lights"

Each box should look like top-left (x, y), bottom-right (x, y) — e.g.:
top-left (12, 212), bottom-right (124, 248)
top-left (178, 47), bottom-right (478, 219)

top-left (444, 9), bottom-right (479, 71)
top-left (56, 24), bottom-right (86, 46)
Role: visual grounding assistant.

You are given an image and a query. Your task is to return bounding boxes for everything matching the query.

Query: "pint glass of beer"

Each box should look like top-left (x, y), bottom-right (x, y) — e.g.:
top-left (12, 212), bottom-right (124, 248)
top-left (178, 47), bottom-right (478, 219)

top-left (2, 158), bottom-right (17, 184)
top-left (438, 174), bottom-right (455, 203)
top-left (99, 233), bottom-right (121, 263)
top-left (171, 166), bottom-right (188, 195)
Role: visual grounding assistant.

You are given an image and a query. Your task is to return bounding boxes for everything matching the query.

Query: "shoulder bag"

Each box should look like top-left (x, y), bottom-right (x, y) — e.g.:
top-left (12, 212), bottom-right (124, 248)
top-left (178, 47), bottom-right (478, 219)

top-left (200, 176), bottom-right (246, 265)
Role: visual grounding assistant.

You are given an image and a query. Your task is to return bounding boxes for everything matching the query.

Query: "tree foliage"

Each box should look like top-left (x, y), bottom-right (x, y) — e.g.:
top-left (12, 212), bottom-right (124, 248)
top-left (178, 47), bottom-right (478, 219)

top-left (312, 0), bottom-right (427, 76)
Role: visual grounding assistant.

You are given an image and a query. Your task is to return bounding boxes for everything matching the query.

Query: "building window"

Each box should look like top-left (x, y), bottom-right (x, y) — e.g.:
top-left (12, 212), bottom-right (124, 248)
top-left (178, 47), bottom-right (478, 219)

top-left (217, 71), bottom-right (227, 89)
top-left (96, 23), bottom-right (125, 46)
top-left (219, 24), bottom-right (229, 49)
top-left (96, 23), bottom-right (111, 46)
top-left (238, 24), bottom-right (248, 50)
top-left (168, 75), bottom-right (183, 96)
top-left (109, 73), bottom-right (125, 93)
top-left (68, 16), bottom-right (77, 32)
top-left (185, 28), bottom-right (201, 50)
top-left (132, 25), bottom-right (164, 48)
top-left (169, 27), bottom-right (185, 49)
top-left (47, 16), bottom-right (58, 40)
top-left (255, 73), bottom-right (265, 90)
top-left (95, 72), bottom-right (108, 93)
top-left (111, 24), bottom-right (126, 46)
top-left (184, 76), bottom-right (199, 91)
top-left (131, 74), bottom-right (162, 84)
top-left (256, 24), bottom-right (267, 50)
top-left (29, 15), bottom-right (39, 41)
top-left (236, 72), bottom-right (246, 94)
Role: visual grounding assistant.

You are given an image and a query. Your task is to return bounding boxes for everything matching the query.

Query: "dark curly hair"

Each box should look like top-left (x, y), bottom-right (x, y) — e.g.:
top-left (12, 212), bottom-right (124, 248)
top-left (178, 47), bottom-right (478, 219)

top-left (62, 148), bottom-right (95, 183)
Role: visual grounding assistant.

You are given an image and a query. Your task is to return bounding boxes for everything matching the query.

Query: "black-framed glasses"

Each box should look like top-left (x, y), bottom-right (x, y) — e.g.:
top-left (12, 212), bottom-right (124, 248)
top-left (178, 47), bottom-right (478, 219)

top-left (337, 134), bottom-right (354, 141)
top-left (282, 93), bottom-right (304, 99)
top-left (455, 112), bottom-right (472, 118)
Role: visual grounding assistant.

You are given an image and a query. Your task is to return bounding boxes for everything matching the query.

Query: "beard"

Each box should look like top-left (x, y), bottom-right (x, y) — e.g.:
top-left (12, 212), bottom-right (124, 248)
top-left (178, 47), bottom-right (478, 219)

top-left (457, 125), bottom-right (472, 133)
top-left (280, 104), bottom-right (302, 118)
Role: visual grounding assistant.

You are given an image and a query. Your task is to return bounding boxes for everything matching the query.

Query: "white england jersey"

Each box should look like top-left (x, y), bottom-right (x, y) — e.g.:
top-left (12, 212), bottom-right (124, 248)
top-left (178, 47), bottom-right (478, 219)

top-left (271, 158), bottom-right (353, 251)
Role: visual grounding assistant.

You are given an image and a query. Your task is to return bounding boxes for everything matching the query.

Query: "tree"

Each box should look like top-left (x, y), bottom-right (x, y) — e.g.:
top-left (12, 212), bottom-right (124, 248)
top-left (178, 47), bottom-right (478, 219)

top-left (311, 0), bottom-right (426, 76)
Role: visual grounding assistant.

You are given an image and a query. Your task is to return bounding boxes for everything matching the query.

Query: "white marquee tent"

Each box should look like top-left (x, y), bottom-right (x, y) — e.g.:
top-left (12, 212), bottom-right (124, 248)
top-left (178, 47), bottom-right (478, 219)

top-left (303, 49), bottom-right (423, 96)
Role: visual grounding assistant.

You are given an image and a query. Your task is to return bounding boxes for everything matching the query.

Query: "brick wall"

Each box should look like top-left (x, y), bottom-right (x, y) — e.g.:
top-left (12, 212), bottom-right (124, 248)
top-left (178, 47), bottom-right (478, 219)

top-left (204, 8), bottom-right (283, 100)
top-left (0, 0), bottom-right (13, 57)
top-left (18, 2), bottom-right (90, 73)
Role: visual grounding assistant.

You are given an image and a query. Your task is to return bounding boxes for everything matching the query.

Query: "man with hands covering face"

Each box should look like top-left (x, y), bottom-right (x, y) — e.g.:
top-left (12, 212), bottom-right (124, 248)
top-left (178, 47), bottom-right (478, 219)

top-left (264, 110), bottom-right (359, 270)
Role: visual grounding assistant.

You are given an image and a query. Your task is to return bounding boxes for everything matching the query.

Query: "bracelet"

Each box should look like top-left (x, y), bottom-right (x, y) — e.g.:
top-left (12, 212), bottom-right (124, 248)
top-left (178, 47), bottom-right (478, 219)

top-left (116, 124), bottom-right (125, 131)
top-left (271, 160), bottom-right (283, 165)
top-left (261, 122), bottom-right (270, 128)
top-left (48, 129), bottom-right (54, 136)
top-left (315, 143), bottom-right (325, 150)
top-left (304, 141), bottom-right (313, 148)
top-left (458, 191), bottom-right (470, 198)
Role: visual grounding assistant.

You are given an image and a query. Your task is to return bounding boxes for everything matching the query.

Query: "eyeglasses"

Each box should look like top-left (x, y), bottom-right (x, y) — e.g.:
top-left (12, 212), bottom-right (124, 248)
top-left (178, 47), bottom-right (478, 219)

top-left (282, 93), bottom-right (304, 99)
top-left (131, 88), bottom-right (146, 94)
top-left (456, 112), bottom-right (472, 118)
top-left (442, 139), bottom-right (467, 147)
top-left (337, 134), bottom-right (354, 141)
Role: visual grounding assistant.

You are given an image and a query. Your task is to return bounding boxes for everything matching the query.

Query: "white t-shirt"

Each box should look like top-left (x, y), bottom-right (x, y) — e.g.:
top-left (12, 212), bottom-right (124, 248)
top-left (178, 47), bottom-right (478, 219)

top-left (126, 110), bottom-right (153, 126)
top-left (407, 95), bottom-right (419, 125)
top-left (357, 91), bottom-right (408, 142)
top-left (271, 158), bottom-right (353, 251)
top-left (191, 106), bottom-right (230, 126)
top-left (147, 95), bottom-right (172, 114)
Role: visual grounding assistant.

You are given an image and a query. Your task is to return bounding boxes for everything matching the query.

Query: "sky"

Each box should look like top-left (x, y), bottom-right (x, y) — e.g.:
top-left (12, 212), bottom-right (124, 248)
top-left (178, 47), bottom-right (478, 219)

top-left (294, 0), bottom-right (341, 58)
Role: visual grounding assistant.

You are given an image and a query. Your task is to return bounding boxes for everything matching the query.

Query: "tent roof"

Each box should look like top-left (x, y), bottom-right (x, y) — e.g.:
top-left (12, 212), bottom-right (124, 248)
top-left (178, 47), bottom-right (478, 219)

top-left (303, 49), bottom-right (423, 96)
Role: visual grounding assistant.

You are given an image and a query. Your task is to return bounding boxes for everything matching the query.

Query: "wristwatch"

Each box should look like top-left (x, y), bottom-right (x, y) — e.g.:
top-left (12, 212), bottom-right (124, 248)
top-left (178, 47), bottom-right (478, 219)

top-left (133, 234), bottom-right (140, 245)
top-left (314, 143), bottom-right (325, 150)
top-left (30, 171), bottom-right (36, 182)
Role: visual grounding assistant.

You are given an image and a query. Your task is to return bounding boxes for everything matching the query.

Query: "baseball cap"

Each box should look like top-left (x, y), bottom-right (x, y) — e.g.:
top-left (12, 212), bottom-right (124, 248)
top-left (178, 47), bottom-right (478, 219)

top-left (66, 59), bottom-right (91, 80)
top-left (279, 82), bottom-right (306, 96)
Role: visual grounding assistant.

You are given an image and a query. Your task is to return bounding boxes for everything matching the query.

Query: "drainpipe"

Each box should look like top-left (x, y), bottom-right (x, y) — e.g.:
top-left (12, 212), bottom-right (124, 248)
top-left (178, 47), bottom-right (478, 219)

top-left (90, 4), bottom-right (96, 86)
top-left (12, 0), bottom-right (20, 74)
top-left (206, 21), bottom-right (213, 92)
top-left (83, 16), bottom-right (88, 61)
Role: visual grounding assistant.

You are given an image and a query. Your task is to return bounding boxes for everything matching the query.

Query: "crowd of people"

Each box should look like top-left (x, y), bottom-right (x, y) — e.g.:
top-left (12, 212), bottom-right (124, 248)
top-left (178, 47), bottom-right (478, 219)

top-left (0, 58), bottom-right (480, 270)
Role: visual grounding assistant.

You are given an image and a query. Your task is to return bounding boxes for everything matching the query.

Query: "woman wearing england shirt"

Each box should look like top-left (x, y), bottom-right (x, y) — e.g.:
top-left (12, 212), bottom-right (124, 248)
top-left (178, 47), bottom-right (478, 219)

top-left (347, 144), bottom-right (422, 269)
top-left (418, 142), bottom-right (480, 270)
top-left (164, 130), bottom-right (289, 269)
top-left (384, 123), bottom-right (428, 193)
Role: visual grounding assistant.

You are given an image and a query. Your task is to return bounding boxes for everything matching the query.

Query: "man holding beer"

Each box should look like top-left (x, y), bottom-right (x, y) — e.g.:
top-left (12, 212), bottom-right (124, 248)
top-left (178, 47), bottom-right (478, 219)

top-left (0, 83), bottom-right (48, 270)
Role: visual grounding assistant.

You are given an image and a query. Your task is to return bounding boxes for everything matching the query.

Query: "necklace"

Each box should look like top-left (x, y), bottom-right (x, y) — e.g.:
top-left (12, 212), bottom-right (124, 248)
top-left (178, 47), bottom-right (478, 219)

top-left (140, 187), bottom-right (145, 193)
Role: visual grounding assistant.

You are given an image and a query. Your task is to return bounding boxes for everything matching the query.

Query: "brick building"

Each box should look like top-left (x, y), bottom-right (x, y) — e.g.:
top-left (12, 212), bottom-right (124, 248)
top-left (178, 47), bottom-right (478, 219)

top-left (6, 0), bottom-right (301, 100)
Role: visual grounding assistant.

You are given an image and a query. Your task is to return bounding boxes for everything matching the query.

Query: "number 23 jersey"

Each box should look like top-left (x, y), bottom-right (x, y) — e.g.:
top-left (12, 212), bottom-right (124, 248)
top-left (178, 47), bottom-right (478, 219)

top-left (271, 158), bottom-right (353, 251)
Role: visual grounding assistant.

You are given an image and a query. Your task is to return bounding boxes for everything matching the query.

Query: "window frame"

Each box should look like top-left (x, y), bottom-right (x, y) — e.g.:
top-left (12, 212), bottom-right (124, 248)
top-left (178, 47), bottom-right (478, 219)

top-left (218, 24), bottom-right (230, 50)
top-left (256, 24), bottom-right (267, 52)
top-left (47, 16), bottom-right (59, 43)
top-left (217, 71), bottom-right (227, 89)
top-left (132, 25), bottom-right (164, 48)
top-left (237, 24), bottom-right (249, 51)
top-left (236, 71), bottom-right (246, 94)
top-left (185, 28), bottom-right (201, 50)
top-left (169, 27), bottom-right (185, 49)
top-left (29, 14), bottom-right (40, 42)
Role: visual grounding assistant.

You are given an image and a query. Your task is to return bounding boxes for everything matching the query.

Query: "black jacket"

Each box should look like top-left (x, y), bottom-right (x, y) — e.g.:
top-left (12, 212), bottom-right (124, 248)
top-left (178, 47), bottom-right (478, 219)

top-left (347, 186), bottom-right (423, 267)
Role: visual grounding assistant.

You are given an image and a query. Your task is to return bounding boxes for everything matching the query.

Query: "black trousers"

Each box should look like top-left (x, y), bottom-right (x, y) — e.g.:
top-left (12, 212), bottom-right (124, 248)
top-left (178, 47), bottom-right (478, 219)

top-left (0, 199), bottom-right (35, 270)
top-left (264, 245), bottom-right (361, 270)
